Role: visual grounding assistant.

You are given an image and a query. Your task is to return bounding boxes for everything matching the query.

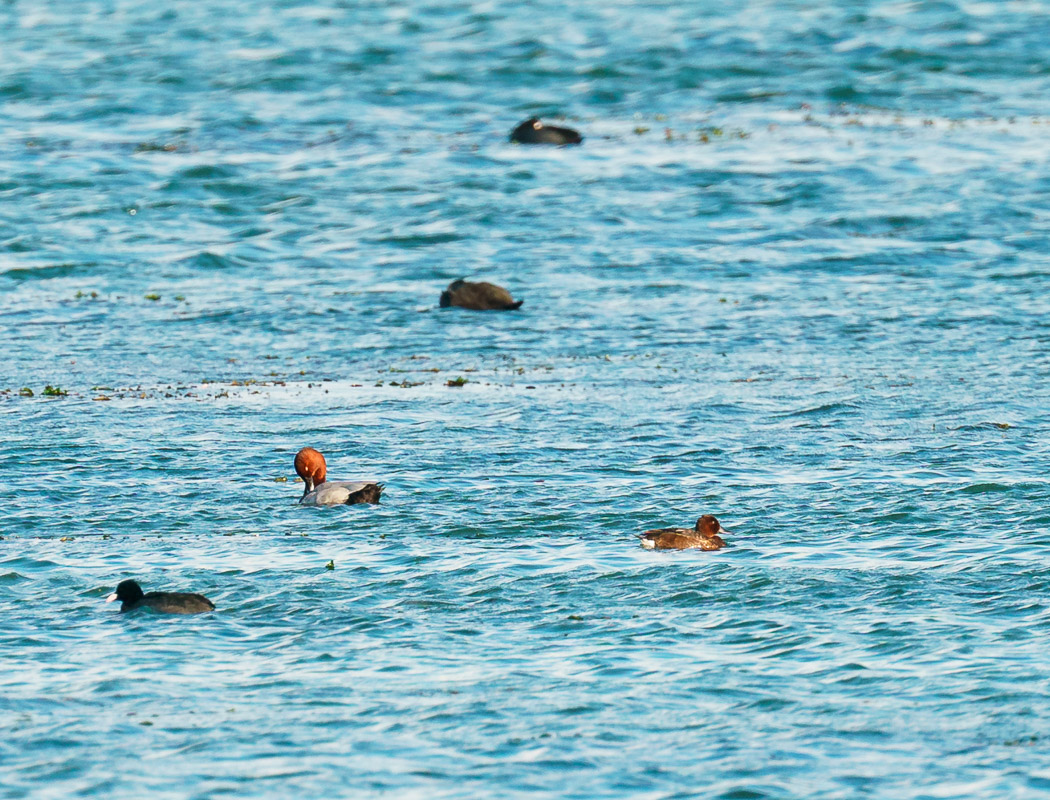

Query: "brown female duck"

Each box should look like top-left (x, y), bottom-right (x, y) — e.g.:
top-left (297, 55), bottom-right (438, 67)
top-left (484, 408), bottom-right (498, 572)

top-left (640, 515), bottom-right (729, 550)
top-left (439, 279), bottom-right (523, 311)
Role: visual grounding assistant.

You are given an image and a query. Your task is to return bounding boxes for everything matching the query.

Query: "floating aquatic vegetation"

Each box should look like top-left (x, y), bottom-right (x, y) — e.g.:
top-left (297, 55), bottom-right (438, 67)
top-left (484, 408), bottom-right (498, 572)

top-left (134, 142), bottom-right (179, 153)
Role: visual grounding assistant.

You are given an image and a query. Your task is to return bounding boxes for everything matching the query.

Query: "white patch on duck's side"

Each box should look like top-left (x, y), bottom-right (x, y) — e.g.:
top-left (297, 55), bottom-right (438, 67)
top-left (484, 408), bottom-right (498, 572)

top-left (640, 537), bottom-right (656, 549)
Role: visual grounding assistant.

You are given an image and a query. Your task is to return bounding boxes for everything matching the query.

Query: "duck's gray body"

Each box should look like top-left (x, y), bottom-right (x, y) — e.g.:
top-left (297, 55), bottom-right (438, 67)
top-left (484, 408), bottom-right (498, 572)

top-left (300, 480), bottom-right (383, 506)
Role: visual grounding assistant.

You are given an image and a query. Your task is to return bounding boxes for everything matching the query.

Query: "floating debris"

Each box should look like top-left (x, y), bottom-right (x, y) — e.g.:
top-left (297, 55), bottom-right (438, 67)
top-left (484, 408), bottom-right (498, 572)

top-left (135, 142), bottom-right (179, 153)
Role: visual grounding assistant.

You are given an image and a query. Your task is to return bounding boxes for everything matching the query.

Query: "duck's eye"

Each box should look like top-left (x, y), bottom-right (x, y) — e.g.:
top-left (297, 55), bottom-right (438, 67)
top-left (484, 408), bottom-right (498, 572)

top-left (533, 121), bottom-right (542, 129)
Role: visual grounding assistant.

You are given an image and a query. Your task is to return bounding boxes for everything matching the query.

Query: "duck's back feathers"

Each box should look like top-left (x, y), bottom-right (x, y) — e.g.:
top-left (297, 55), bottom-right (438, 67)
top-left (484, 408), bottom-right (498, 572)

top-left (439, 279), bottom-right (522, 311)
top-left (301, 480), bottom-right (384, 506)
top-left (643, 527), bottom-right (688, 537)
top-left (640, 529), bottom-right (726, 551)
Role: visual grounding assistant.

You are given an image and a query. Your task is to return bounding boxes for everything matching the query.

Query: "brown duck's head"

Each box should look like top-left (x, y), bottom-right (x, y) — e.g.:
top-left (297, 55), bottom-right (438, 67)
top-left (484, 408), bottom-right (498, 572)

top-left (695, 515), bottom-right (722, 537)
top-left (294, 447), bottom-right (327, 491)
top-left (439, 278), bottom-right (465, 308)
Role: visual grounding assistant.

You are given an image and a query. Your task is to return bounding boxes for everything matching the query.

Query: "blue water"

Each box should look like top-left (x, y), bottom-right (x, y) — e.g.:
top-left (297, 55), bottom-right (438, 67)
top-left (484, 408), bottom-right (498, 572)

top-left (4, 1), bottom-right (1050, 797)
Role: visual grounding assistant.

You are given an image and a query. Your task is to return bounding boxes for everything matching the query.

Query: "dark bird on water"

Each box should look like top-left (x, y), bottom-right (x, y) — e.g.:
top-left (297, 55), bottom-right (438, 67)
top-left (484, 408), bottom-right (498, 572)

top-left (106, 579), bottom-right (215, 614)
top-left (439, 279), bottom-right (523, 311)
top-left (509, 118), bottom-right (583, 146)
top-left (640, 515), bottom-right (730, 551)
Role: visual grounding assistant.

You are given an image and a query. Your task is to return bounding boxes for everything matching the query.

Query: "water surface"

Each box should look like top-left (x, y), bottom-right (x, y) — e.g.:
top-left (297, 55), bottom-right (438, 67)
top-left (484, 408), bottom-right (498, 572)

top-left (3, 1), bottom-right (1050, 797)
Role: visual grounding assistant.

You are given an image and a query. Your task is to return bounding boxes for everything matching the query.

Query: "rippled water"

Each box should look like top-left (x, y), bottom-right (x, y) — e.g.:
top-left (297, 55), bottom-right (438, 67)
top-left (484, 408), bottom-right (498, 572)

top-left (4, 1), bottom-right (1050, 797)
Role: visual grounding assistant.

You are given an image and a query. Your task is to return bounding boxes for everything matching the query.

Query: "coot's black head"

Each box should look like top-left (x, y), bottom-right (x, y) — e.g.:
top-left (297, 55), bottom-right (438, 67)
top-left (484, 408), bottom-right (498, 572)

top-left (108, 579), bottom-right (144, 606)
top-left (510, 118), bottom-right (541, 141)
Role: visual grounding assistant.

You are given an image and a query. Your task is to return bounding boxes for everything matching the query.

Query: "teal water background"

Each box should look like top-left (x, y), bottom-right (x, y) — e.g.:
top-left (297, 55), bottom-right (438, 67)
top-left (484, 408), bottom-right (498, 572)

top-left (3, 1), bottom-right (1050, 797)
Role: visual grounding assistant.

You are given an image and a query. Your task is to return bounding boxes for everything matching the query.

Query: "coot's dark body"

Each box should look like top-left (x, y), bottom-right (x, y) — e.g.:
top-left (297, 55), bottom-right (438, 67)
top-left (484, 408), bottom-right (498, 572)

top-left (107, 579), bottom-right (215, 614)
top-left (439, 279), bottom-right (523, 311)
top-left (509, 118), bottom-right (582, 145)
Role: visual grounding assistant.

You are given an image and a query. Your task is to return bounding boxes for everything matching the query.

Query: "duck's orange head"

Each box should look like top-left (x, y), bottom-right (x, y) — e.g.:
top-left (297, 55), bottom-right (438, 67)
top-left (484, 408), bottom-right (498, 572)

top-left (696, 515), bottom-right (722, 537)
top-left (294, 447), bottom-right (327, 487)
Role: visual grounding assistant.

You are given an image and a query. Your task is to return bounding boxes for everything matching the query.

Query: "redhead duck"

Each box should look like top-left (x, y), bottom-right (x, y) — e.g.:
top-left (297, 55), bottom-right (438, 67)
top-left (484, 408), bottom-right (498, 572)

top-left (640, 515), bottom-right (729, 550)
top-left (107, 579), bottom-right (214, 614)
top-left (509, 118), bottom-right (583, 145)
top-left (439, 279), bottom-right (523, 311)
top-left (294, 447), bottom-right (383, 506)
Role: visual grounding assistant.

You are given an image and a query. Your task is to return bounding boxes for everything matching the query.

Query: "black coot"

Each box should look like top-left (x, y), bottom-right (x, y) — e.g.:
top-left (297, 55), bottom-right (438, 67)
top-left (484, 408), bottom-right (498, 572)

top-left (509, 118), bottom-right (582, 145)
top-left (107, 579), bottom-right (215, 614)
